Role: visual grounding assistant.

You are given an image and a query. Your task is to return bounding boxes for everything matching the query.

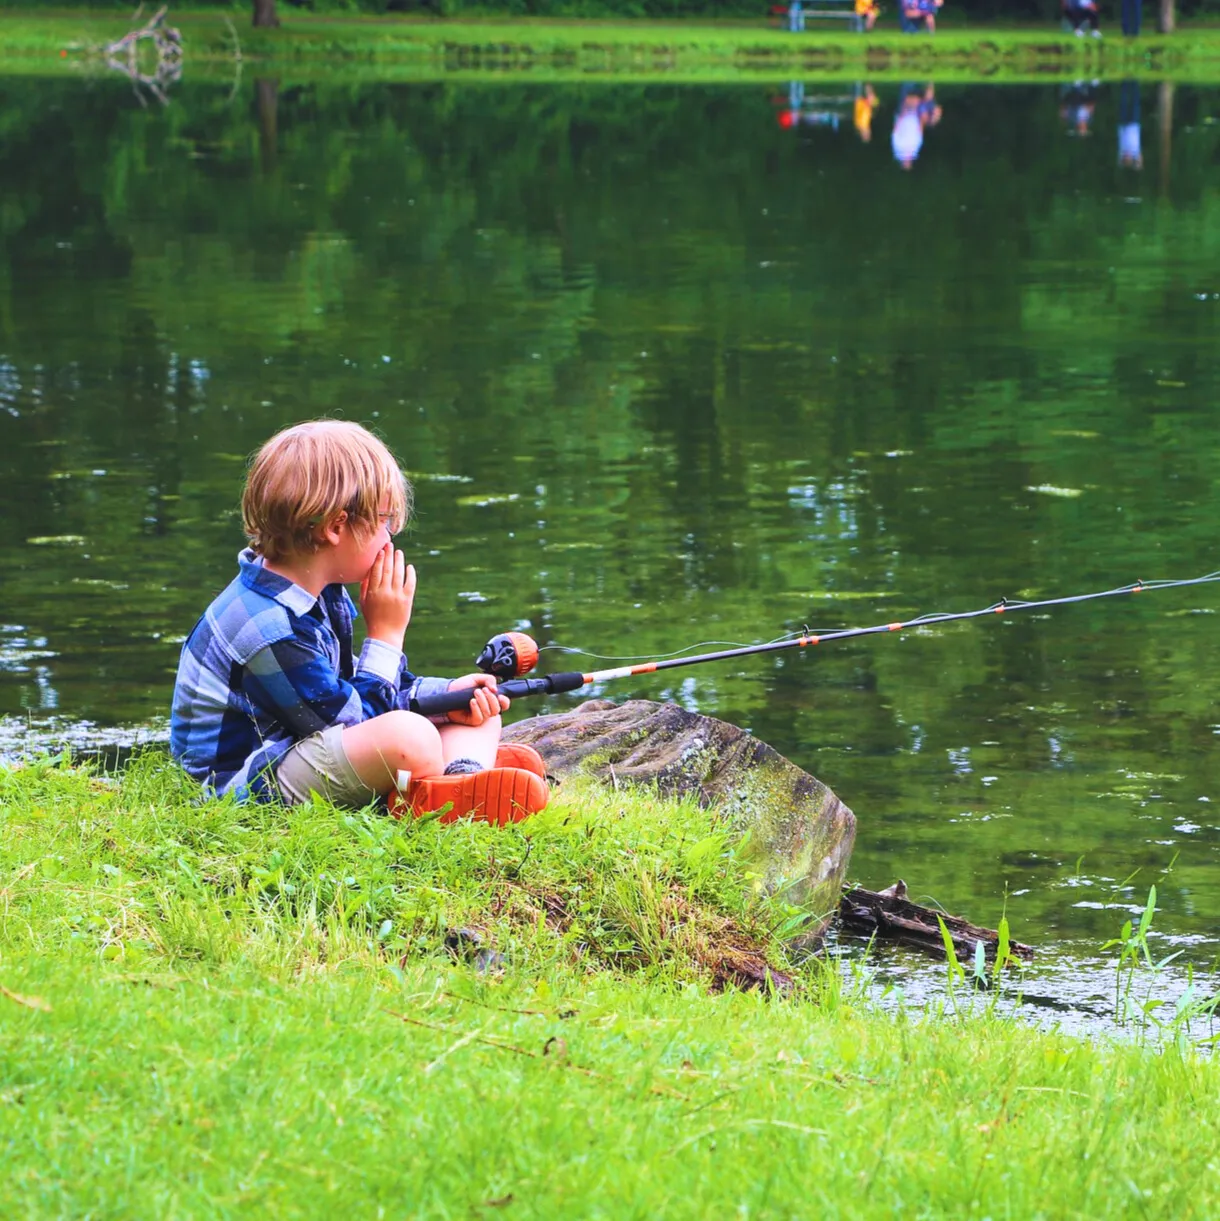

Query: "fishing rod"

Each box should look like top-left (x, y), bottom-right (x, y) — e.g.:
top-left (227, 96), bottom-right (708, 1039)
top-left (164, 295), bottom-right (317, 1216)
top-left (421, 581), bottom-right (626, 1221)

top-left (412, 572), bottom-right (1220, 717)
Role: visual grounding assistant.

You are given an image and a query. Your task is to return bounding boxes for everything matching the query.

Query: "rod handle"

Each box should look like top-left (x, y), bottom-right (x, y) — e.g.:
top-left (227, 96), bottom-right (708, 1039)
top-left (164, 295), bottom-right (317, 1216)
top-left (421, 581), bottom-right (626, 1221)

top-left (412, 671), bottom-right (586, 717)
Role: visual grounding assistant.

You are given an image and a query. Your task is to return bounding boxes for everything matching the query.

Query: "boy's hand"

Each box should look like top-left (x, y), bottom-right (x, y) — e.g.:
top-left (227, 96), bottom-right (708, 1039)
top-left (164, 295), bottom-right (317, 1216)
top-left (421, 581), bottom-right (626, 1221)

top-left (445, 673), bottom-right (509, 726)
top-left (360, 543), bottom-right (415, 652)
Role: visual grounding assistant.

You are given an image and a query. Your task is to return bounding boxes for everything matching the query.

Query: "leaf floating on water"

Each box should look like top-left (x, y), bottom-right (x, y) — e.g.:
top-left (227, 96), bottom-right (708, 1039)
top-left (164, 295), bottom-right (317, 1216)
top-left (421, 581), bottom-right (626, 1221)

top-left (1026, 485), bottom-right (1083, 499)
top-left (738, 341), bottom-right (809, 353)
top-left (456, 494), bottom-right (519, 508)
top-left (26, 535), bottom-right (86, 546)
top-left (783, 590), bottom-right (897, 601)
top-left (1156, 380), bottom-right (1187, 388)
top-left (1050, 429), bottom-right (1100, 439)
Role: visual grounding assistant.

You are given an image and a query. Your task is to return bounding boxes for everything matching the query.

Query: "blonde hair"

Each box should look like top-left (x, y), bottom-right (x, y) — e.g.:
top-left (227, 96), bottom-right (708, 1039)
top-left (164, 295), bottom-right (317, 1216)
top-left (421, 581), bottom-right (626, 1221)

top-left (242, 420), bottom-right (410, 561)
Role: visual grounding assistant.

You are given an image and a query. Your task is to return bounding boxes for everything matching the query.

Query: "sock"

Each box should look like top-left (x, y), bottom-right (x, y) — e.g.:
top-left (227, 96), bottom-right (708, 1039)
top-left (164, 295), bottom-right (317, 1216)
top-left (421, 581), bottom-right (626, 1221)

top-left (443, 757), bottom-right (485, 776)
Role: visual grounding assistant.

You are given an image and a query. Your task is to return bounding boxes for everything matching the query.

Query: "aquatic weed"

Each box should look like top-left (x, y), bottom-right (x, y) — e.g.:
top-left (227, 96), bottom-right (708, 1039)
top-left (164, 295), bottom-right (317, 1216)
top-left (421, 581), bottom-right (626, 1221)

top-left (1101, 884), bottom-right (1220, 1045)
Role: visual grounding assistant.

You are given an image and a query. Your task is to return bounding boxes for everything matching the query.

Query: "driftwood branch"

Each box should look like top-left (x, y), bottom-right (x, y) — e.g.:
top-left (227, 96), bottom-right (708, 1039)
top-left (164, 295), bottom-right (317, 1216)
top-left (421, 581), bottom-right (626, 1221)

top-left (105, 5), bottom-right (175, 56)
top-left (224, 16), bottom-right (244, 104)
top-left (101, 6), bottom-right (184, 106)
top-left (838, 880), bottom-right (1035, 963)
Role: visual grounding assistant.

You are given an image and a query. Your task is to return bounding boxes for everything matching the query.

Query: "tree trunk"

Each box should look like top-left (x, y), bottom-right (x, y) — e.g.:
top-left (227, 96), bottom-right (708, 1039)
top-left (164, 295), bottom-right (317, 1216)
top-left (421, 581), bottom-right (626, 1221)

top-left (1159, 81), bottom-right (1175, 197)
top-left (252, 0), bottom-right (279, 29)
top-left (256, 78), bottom-right (279, 173)
top-left (1158, 0), bottom-right (1174, 33)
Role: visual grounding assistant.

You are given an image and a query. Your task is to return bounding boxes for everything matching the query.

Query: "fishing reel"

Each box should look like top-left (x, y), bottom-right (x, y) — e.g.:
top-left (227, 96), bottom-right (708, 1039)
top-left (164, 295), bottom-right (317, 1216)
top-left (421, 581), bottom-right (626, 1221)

top-left (412, 629), bottom-right (584, 717)
top-left (475, 631), bottom-right (540, 681)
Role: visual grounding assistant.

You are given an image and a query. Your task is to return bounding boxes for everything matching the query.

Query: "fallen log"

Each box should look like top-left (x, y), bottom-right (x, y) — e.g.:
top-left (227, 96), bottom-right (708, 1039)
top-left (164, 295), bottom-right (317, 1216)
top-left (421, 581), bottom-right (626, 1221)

top-left (838, 880), bottom-right (1035, 963)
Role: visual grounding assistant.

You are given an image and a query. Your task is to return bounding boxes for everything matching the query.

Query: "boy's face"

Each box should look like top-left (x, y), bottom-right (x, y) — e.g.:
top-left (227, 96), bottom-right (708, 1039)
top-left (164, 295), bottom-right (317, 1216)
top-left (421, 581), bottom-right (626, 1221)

top-left (329, 504), bottom-right (396, 584)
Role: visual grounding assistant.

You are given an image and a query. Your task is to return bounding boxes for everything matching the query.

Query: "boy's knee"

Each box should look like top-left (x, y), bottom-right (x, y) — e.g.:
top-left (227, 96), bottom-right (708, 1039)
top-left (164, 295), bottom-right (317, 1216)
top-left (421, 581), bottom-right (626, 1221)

top-left (382, 709), bottom-right (442, 755)
top-left (377, 708), bottom-right (432, 735)
top-left (350, 710), bottom-right (444, 776)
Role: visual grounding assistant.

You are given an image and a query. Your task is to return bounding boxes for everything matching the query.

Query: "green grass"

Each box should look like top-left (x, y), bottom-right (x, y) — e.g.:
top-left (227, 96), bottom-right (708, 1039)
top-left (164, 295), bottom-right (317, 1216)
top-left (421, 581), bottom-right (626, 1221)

top-left (3, 9), bottom-right (1220, 81)
top-left (3, 755), bottom-right (1220, 1217)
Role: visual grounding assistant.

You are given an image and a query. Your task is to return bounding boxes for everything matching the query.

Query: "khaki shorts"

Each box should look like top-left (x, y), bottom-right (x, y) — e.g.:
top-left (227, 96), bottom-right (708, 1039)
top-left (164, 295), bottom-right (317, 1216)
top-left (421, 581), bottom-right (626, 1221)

top-left (274, 724), bottom-right (377, 808)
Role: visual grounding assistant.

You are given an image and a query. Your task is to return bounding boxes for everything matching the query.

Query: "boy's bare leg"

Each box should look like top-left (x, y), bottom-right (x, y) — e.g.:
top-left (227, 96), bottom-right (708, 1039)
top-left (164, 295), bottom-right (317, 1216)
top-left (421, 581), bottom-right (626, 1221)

top-left (438, 717), bottom-right (501, 771)
top-left (342, 710), bottom-right (445, 794)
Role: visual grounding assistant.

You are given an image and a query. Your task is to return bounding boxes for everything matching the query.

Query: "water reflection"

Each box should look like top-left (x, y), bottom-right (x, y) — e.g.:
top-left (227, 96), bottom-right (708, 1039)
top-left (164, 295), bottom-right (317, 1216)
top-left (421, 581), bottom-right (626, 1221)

top-left (102, 9), bottom-right (184, 106)
top-left (1060, 80), bottom-right (1099, 136)
top-left (2, 77), bottom-right (1219, 983)
top-left (1119, 79), bottom-right (1143, 168)
top-left (774, 80), bottom-right (934, 157)
top-left (853, 84), bottom-right (878, 142)
top-left (776, 80), bottom-right (851, 130)
top-left (838, 937), bottom-right (1220, 1043)
top-left (891, 82), bottom-right (942, 167)
top-left (0, 626), bottom-right (59, 711)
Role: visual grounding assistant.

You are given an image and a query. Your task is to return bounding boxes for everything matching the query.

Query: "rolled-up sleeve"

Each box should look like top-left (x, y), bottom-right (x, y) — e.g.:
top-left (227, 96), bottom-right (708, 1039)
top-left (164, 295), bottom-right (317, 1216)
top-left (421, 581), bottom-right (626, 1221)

top-left (358, 637), bottom-right (405, 685)
top-left (401, 673), bottom-right (456, 715)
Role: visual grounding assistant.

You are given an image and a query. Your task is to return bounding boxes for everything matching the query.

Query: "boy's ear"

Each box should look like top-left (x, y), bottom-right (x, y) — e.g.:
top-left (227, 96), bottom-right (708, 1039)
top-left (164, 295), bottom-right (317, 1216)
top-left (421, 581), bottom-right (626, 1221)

top-left (316, 511), bottom-right (348, 548)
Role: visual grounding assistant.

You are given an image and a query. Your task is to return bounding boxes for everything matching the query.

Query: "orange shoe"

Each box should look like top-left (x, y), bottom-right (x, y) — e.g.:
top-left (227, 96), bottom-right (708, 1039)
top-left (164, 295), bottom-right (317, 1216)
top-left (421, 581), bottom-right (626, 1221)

top-left (494, 742), bottom-right (547, 779)
top-left (388, 766), bottom-right (550, 826)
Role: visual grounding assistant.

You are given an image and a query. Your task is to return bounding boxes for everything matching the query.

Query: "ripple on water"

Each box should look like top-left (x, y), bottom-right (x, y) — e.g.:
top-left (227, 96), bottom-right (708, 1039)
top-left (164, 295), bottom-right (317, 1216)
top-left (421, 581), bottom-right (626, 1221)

top-left (0, 717), bottom-right (169, 768)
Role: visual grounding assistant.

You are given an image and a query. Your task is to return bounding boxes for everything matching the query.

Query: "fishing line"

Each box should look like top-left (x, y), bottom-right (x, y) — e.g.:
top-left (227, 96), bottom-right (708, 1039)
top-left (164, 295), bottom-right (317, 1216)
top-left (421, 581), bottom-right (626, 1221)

top-left (536, 573), bottom-right (1220, 667)
top-left (537, 630), bottom-right (822, 664)
top-left (411, 571), bottom-right (1220, 717)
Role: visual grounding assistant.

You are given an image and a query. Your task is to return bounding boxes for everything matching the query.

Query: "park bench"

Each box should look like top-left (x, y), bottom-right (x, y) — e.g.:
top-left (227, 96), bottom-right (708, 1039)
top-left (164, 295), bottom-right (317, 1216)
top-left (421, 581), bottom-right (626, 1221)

top-left (773, 81), bottom-right (867, 131)
top-left (769, 0), bottom-right (865, 32)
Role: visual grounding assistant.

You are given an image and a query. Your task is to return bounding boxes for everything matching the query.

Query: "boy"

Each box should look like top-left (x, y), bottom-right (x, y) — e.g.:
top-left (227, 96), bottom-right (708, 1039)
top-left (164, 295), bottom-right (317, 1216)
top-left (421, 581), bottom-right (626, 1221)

top-left (170, 420), bottom-right (549, 824)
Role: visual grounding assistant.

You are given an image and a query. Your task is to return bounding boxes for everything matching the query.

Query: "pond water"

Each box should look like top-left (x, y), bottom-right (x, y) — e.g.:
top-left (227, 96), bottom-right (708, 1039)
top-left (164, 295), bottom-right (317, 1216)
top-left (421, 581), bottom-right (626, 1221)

top-left (2, 74), bottom-right (1219, 1028)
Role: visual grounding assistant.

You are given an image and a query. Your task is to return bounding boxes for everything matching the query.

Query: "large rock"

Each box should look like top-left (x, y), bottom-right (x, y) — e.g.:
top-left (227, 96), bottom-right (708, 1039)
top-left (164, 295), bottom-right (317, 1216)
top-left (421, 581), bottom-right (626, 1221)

top-left (503, 699), bottom-right (855, 924)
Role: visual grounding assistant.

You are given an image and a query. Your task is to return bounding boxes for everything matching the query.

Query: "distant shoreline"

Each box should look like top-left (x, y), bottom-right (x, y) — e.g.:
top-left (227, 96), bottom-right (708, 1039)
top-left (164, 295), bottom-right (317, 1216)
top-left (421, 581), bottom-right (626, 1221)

top-left (3, 11), bottom-right (1220, 81)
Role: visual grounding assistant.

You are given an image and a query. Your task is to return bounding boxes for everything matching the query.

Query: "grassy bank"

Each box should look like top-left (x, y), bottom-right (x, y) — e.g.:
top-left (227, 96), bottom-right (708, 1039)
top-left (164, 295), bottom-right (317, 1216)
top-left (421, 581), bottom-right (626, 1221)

top-left (2, 756), bottom-right (1220, 1217)
top-left (3, 10), bottom-right (1220, 81)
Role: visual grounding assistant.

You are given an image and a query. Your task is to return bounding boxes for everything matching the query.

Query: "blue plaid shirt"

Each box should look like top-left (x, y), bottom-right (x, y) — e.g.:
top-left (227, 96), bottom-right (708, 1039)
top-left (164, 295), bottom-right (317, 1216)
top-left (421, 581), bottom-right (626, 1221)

top-left (170, 549), bottom-right (451, 801)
